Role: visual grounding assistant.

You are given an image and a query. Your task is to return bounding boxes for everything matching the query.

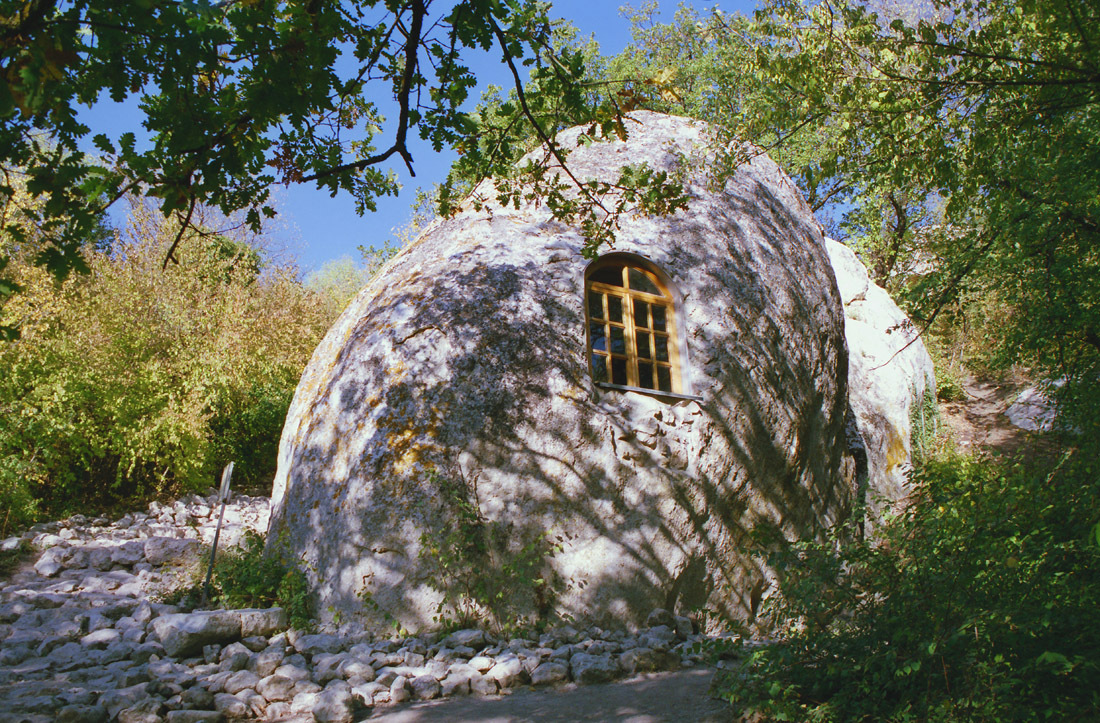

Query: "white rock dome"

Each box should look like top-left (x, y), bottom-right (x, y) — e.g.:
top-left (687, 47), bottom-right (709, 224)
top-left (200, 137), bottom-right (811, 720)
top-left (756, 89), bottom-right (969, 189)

top-left (268, 112), bottom-right (857, 631)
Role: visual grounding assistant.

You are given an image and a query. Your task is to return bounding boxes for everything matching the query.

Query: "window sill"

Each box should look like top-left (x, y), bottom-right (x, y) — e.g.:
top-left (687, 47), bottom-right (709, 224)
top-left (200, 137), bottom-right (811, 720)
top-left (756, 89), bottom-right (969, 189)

top-left (595, 382), bottom-right (704, 402)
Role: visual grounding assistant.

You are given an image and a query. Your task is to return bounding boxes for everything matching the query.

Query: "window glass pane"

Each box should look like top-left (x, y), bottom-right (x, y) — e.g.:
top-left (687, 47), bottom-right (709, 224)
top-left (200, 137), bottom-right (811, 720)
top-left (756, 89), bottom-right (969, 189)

top-left (611, 357), bottom-right (627, 385)
top-left (633, 298), bottom-right (649, 328)
top-left (651, 305), bottom-right (667, 332)
top-left (610, 326), bottom-right (626, 354)
top-left (589, 323), bottom-right (607, 352)
top-left (629, 267), bottom-right (662, 295)
top-left (636, 331), bottom-right (651, 359)
top-left (638, 361), bottom-right (655, 389)
top-left (657, 366), bottom-right (672, 392)
top-left (588, 292), bottom-right (604, 320)
top-left (655, 335), bottom-right (669, 362)
top-left (591, 354), bottom-right (609, 382)
top-left (607, 295), bottom-right (623, 323)
top-left (591, 265), bottom-right (624, 287)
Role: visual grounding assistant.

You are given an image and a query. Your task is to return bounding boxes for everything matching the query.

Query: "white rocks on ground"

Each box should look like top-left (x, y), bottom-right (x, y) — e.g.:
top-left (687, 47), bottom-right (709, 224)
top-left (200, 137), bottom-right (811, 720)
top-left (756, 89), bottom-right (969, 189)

top-left (1, 491), bottom-right (713, 722)
top-left (1005, 383), bottom-right (1061, 432)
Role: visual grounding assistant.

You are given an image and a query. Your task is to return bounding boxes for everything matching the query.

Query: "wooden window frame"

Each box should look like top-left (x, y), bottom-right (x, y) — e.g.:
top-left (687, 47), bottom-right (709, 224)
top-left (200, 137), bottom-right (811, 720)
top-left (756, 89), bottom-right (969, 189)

top-left (584, 254), bottom-right (700, 401)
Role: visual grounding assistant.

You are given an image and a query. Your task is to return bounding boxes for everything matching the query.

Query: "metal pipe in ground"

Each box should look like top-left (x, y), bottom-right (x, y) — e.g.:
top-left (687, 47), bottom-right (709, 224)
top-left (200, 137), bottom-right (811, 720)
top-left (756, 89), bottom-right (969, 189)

top-left (201, 462), bottom-right (234, 608)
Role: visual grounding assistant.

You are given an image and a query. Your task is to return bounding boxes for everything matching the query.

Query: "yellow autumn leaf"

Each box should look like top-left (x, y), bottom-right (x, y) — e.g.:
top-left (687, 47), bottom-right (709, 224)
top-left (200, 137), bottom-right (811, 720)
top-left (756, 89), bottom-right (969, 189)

top-left (652, 66), bottom-right (677, 86)
top-left (660, 87), bottom-right (683, 103)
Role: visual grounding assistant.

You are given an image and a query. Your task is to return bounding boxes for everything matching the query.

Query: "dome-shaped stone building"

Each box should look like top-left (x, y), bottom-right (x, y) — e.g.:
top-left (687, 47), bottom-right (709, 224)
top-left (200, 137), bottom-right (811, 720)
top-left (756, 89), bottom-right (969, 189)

top-left (268, 112), bottom-right (858, 631)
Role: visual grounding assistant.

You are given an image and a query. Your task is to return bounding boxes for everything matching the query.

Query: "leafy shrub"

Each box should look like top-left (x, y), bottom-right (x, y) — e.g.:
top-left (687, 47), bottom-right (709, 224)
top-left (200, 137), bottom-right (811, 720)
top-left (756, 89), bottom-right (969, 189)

top-left (165, 531), bottom-right (313, 630)
top-left (0, 201), bottom-right (332, 533)
top-left (716, 448), bottom-right (1100, 722)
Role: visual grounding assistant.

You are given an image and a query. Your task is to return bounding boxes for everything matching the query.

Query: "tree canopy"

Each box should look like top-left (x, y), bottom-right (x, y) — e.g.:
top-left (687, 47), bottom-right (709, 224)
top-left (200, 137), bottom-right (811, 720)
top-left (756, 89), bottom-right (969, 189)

top-left (590, 0), bottom-right (1099, 426)
top-left (2, 1), bottom-right (613, 275)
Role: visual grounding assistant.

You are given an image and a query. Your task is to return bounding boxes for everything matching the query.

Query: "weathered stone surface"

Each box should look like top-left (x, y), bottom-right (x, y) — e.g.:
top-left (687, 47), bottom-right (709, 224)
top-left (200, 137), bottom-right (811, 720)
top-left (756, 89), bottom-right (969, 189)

top-left (570, 652), bottom-right (621, 684)
top-left (292, 632), bottom-right (342, 656)
top-left (530, 661), bottom-right (570, 686)
top-left (212, 693), bottom-right (248, 718)
top-left (80, 628), bottom-right (121, 649)
top-left (152, 611), bottom-right (242, 658)
top-left (33, 546), bottom-right (67, 577)
top-left (180, 687), bottom-right (216, 710)
top-left (439, 672), bottom-right (472, 697)
top-left (469, 673), bottom-right (497, 696)
top-left (269, 111), bottom-right (856, 632)
top-left (238, 608), bottom-right (286, 638)
top-left (56, 704), bottom-right (108, 723)
top-left (826, 239), bottom-right (936, 521)
top-left (620, 646), bottom-right (680, 674)
top-left (1006, 384), bottom-right (1058, 431)
top-left (116, 698), bottom-right (164, 723)
top-left (222, 669), bottom-right (260, 695)
top-left (143, 537), bottom-right (200, 566)
top-left (313, 686), bottom-right (355, 723)
top-left (441, 629), bottom-right (489, 651)
top-left (485, 655), bottom-right (528, 688)
top-left (165, 712), bottom-right (224, 723)
top-left (256, 674), bottom-right (296, 702)
top-left (409, 674), bottom-right (442, 700)
top-left (99, 684), bottom-right (151, 720)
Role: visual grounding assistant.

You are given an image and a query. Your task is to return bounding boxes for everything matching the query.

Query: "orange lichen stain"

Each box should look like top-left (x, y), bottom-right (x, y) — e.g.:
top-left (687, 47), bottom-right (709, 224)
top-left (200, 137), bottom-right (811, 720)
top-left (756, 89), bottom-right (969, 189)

top-left (372, 397), bottom-right (450, 489)
top-left (885, 428), bottom-right (908, 470)
top-left (385, 429), bottom-right (439, 477)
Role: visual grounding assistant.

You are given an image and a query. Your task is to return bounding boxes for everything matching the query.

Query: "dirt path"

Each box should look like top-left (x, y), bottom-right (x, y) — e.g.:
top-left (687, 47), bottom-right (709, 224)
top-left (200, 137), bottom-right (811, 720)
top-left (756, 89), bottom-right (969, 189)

top-left (939, 373), bottom-right (1024, 453)
top-left (938, 371), bottom-right (1055, 459)
top-left (362, 668), bottom-right (731, 722)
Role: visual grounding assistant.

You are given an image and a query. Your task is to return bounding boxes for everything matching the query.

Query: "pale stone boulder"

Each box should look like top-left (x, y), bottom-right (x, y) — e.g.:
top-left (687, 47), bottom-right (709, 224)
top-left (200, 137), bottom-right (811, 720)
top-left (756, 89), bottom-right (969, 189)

top-left (269, 111), bottom-right (857, 631)
top-left (152, 611), bottom-right (242, 658)
top-left (1006, 384), bottom-right (1058, 431)
top-left (825, 239), bottom-right (936, 519)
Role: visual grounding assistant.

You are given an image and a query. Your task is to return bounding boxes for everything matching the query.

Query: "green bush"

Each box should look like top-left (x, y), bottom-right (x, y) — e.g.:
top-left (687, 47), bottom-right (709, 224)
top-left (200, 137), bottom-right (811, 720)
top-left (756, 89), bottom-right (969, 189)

top-left (715, 449), bottom-right (1100, 722)
top-left (165, 531), bottom-right (313, 630)
top-left (0, 202), bottom-right (332, 534)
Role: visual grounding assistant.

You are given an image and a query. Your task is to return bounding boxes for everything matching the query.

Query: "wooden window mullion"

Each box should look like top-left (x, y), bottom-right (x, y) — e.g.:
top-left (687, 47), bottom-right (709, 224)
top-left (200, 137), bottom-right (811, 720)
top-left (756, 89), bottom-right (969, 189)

top-left (623, 289), bottom-right (639, 387)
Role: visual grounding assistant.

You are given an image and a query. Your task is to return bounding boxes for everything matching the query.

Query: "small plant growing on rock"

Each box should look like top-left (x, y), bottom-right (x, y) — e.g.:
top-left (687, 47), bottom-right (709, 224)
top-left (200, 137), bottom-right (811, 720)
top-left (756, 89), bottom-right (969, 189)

top-left (415, 471), bottom-right (564, 634)
top-left (162, 531), bottom-right (313, 629)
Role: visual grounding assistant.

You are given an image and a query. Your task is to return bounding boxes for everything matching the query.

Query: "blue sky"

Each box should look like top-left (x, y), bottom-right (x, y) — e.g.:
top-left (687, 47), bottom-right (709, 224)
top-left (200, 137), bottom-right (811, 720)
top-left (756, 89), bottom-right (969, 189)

top-left (83, 2), bottom-right (756, 272)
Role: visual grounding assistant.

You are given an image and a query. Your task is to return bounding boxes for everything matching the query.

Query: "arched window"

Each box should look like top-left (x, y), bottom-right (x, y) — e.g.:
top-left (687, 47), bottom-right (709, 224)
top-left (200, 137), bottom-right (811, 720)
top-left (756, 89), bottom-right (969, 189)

top-left (585, 255), bottom-right (687, 396)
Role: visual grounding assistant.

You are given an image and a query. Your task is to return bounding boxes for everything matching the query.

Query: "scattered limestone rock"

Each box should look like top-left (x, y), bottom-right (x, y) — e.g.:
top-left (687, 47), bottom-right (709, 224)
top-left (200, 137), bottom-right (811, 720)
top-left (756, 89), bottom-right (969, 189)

top-left (409, 674), bottom-right (442, 700)
top-left (33, 546), bottom-right (67, 577)
top-left (1006, 384), bottom-right (1059, 431)
top-left (165, 710), bottom-right (224, 723)
top-left (153, 611), bottom-right (243, 659)
top-left (239, 608), bottom-right (287, 639)
top-left (312, 684), bottom-right (355, 723)
top-left (3, 475), bottom-right (721, 721)
top-left (570, 652), bottom-right (621, 684)
top-left (144, 537), bottom-right (201, 567)
top-left (531, 661), bottom-right (570, 686)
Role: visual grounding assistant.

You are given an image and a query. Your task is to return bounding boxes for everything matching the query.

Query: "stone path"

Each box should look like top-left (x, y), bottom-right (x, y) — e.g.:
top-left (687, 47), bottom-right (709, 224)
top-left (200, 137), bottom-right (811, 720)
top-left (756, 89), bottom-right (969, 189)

top-left (361, 668), bottom-right (730, 722)
top-left (0, 493), bottom-right (730, 722)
